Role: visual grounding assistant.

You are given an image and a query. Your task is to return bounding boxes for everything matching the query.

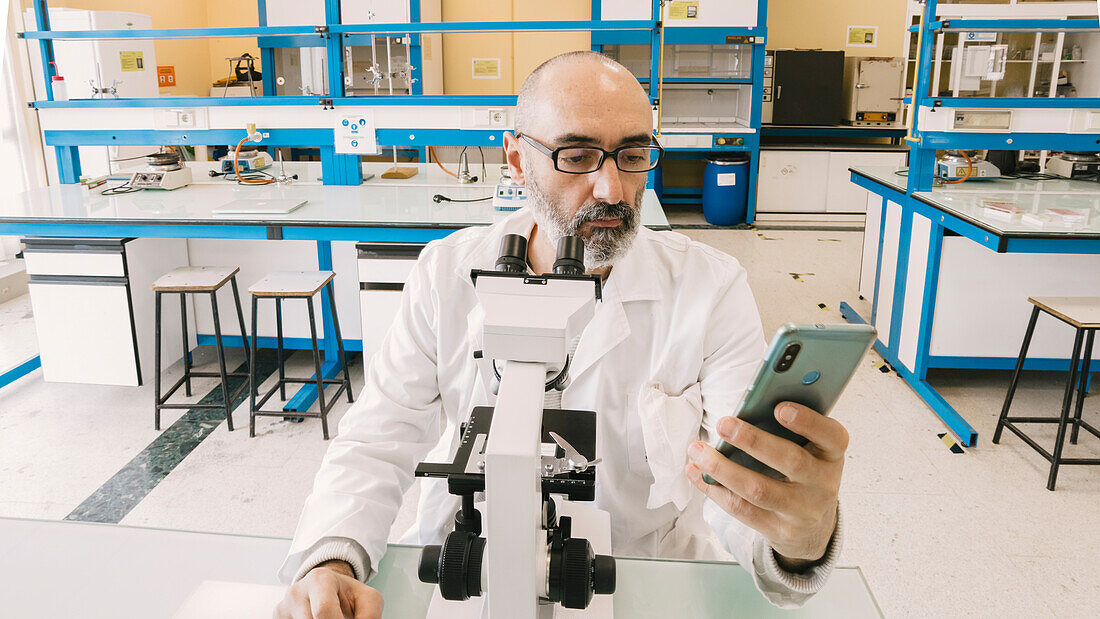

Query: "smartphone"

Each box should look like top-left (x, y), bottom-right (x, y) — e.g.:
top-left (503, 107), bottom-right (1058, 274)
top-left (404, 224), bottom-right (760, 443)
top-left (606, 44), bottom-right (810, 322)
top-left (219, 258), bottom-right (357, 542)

top-left (703, 323), bottom-right (876, 483)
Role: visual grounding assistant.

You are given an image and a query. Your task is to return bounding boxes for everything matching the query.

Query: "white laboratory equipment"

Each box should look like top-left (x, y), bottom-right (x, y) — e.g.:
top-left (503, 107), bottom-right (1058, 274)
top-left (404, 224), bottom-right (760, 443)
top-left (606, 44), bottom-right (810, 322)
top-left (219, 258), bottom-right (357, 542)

top-left (843, 57), bottom-right (905, 127)
top-left (23, 8), bottom-right (158, 100)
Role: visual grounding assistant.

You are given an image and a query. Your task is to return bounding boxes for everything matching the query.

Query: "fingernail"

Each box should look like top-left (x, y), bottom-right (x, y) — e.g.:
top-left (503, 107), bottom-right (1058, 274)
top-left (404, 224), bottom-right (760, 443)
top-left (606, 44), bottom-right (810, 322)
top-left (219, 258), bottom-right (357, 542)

top-left (777, 404), bottom-right (797, 423)
top-left (688, 441), bottom-right (704, 460)
top-left (717, 417), bottom-right (738, 440)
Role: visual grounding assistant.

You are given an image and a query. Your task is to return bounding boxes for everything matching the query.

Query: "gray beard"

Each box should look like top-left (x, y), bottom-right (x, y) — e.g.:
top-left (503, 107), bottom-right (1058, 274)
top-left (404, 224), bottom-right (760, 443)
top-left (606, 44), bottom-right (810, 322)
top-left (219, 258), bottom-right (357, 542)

top-left (525, 173), bottom-right (645, 270)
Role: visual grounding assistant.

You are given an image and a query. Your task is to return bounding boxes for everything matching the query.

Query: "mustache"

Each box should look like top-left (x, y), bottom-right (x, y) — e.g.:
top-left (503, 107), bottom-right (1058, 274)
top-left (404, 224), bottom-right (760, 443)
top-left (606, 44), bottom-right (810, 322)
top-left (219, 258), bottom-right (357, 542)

top-left (571, 201), bottom-right (636, 228)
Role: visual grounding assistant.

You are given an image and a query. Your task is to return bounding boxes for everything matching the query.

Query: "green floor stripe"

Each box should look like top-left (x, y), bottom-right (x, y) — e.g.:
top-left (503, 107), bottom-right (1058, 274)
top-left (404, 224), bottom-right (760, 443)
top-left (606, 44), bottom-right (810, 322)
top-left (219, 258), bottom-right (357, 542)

top-left (65, 350), bottom-right (280, 524)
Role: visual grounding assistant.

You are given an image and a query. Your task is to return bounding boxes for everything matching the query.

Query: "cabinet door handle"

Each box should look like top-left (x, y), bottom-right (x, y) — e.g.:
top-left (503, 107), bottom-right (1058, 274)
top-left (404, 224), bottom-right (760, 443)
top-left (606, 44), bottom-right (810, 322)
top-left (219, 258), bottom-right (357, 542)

top-left (776, 85), bottom-right (781, 99)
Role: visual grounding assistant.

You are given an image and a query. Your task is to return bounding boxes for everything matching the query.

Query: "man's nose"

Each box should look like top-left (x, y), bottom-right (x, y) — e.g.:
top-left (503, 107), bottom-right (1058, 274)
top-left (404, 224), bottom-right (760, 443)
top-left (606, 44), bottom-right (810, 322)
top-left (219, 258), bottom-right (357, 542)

top-left (590, 155), bottom-right (626, 205)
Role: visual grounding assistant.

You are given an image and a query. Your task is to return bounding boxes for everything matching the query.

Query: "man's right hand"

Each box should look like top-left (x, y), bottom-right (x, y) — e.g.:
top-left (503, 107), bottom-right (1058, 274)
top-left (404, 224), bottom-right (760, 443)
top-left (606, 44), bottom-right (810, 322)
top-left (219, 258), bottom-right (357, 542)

top-left (274, 560), bottom-right (384, 619)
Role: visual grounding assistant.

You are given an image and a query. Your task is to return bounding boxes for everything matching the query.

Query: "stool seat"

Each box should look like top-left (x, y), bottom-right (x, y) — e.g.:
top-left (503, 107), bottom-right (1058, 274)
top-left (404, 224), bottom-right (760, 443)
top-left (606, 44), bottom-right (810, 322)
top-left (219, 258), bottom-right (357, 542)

top-left (1029, 297), bottom-right (1100, 329)
top-left (248, 271), bottom-right (335, 298)
top-left (153, 266), bottom-right (240, 292)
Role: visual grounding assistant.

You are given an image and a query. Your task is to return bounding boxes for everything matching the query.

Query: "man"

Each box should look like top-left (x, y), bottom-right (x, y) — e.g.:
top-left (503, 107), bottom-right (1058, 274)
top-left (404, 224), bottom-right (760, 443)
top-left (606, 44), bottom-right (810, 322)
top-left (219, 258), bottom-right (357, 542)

top-left (275, 51), bottom-right (847, 619)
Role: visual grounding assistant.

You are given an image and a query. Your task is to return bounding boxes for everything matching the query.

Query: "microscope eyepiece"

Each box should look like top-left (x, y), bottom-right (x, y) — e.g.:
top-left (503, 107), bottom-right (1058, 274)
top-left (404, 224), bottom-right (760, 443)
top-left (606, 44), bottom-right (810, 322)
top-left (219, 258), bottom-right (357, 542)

top-left (495, 234), bottom-right (528, 273)
top-left (552, 236), bottom-right (585, 276)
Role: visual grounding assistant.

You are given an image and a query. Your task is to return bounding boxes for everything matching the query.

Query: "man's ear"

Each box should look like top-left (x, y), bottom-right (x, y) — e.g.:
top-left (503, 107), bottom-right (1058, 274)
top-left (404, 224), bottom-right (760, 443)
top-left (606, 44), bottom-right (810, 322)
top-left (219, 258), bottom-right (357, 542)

top-left (502, 131), bottom-right (526, 185)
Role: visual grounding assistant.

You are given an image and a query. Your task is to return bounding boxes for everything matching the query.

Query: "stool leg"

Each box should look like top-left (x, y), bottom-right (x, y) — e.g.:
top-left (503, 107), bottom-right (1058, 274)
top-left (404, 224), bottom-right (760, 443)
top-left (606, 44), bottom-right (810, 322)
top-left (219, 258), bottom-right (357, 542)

top-left (154, 291), bottom-right (163, 431)
top-left (307, 299), bottom-right (330, 440)
top-left (250, 295), bottom-right (259, 438)
top-left (995, 306), bottom-right (1041, 444)
top-left (327, 281), bottom-right (354, 403)
top-left (180, 293), bottom-right (191, 397)
top-left (1048, 327), bottom-right (1085, 491)
top-left (211, 291), bottom-right (234, 432)
top-left (276, 298), bottom-right (286, 401)
top-left (1070, 329), bottom-right (1095, 445)
top-left (231, 276), bottom-right (250, 375)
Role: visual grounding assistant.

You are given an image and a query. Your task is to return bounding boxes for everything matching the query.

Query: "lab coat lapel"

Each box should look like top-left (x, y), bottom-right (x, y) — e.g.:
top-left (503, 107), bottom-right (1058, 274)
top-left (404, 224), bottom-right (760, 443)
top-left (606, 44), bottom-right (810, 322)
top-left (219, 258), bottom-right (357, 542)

top-left (569, 231), bottom-right (661, 381)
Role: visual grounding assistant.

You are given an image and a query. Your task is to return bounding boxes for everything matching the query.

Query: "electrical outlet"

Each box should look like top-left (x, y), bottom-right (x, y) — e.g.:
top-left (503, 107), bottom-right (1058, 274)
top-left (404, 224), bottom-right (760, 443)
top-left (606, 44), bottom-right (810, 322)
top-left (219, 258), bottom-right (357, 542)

top-left (488, 108), bottom-right (507, 128)
top-left (156, 108), bottom-right (206, 130)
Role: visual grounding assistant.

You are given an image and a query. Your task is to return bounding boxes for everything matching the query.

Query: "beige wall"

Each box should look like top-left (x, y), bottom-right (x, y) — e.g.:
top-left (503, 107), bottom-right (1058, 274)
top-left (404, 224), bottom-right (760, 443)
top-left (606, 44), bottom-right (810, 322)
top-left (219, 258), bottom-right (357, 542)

top-left (205, 1), bottom-right (260, 92)
top-left (440, 0), bottom-right (591, 95)
top-left (767, 0), bottom-right (909, 58)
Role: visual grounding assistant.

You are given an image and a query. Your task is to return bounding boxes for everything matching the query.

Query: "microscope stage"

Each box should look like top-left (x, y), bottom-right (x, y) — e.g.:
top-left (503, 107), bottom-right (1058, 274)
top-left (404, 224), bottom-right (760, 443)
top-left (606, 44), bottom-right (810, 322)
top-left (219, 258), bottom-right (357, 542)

top-left (415, 406), bottom-right (598, 501)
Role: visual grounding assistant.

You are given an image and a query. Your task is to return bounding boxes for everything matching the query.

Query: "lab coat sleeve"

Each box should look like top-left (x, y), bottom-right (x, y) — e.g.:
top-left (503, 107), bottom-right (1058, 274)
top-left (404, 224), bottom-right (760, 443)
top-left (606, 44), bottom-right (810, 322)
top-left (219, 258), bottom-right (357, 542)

top-left (278, 248), bottom-right (445, 585)
top-left (696, 263), bottom-right (841, 608)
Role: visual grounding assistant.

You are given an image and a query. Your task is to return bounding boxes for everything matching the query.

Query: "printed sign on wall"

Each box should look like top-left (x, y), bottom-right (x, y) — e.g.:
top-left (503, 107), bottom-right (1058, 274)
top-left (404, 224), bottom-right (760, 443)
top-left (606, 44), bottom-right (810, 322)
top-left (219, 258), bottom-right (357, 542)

top-left (472, 58), bottom-right (501, 80)
top-left (846, 26), bottom-right (878, 47)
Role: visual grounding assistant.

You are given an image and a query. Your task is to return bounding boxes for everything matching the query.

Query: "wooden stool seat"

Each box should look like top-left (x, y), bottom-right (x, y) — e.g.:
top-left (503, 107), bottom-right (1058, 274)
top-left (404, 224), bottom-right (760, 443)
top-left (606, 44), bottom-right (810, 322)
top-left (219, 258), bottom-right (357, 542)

top-left (1029, 297), bottom-right (1100, 329)
top-left (248, 271), bottom-right (335, 298)
top-left (153, 266), bottom-right (240, 292)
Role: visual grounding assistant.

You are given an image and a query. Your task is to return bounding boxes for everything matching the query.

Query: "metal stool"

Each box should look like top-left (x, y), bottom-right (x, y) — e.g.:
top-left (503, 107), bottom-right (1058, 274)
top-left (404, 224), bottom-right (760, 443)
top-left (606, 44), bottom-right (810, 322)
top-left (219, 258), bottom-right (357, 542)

top-left (153, 266), bottom-right (250, 431)
top-left (248, 271), bottom-right (353, 439)
top-left (995, 296), bottom-right (1100, 490)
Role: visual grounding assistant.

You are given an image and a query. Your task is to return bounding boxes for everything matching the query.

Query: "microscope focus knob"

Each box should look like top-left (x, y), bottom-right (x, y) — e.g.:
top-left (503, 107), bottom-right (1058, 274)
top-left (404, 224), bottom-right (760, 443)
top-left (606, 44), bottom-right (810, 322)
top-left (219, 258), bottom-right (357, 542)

top-left (560, 538), bottom-right (595, 609)
top-left (422, 530), bottom-right (485, 601)
top-left (593, 554), bottom-right (616, 595)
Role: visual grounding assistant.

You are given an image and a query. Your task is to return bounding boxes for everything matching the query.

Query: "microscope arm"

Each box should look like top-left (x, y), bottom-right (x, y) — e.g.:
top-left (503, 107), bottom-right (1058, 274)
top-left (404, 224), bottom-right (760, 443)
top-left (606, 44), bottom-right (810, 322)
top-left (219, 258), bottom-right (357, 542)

top-left (485, 360), bottom-right (550, 618)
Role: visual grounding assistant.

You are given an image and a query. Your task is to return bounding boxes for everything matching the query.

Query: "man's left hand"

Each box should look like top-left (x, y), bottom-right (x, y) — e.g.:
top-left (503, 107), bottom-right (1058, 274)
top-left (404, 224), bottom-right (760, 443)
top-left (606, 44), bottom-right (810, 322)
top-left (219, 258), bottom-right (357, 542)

top-left (684, 401), bottom-right (847, 571)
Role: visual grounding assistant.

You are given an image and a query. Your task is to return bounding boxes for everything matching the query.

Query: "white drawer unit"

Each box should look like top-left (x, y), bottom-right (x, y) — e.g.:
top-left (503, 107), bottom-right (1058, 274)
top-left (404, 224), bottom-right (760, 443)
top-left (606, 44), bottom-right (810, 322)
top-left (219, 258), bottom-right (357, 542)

top-left (757, 149), bottom-right (908, 214)
top-left (22, 238), bottom-right (191, 386)
top-left (357, 242), bottom-right (424, 381)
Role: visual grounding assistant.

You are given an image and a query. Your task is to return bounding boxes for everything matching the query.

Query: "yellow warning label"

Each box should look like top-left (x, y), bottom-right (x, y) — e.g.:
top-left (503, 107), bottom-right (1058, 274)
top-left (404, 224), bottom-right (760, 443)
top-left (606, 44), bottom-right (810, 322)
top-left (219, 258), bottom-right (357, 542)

top-left (847, 26), bottom-right (877, 47)
top-left (668, 1), bottom-right (699, 20)
top-left (472, 58), bottom-right (501, 80)
top-left (120, 51), bottom-right (145, 72)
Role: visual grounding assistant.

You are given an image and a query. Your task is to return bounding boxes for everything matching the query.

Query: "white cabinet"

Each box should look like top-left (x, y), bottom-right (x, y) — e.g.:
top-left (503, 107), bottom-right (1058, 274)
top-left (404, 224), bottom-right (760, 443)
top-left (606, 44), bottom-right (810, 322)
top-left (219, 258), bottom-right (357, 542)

top-left (825, 151), bottom-right (908, 212)
top-left (756, 151), bottom-right (830, 213)
top-left (757, 149), bottom-right (908, 214)
top-left (23, 238), bottom-right (190, 386)
top-left (601, 0), bottom-right (759, 27)
top-left (356, 243), bottom-right (424, 382)
top-left (264, 1), bottom-right (409, 26)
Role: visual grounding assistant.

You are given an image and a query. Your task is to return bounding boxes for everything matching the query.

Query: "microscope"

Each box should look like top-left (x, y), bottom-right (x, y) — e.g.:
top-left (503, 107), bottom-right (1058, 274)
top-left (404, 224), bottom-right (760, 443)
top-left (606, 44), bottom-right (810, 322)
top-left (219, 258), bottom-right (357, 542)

top-left (415, 234), bottom-right (616, 618)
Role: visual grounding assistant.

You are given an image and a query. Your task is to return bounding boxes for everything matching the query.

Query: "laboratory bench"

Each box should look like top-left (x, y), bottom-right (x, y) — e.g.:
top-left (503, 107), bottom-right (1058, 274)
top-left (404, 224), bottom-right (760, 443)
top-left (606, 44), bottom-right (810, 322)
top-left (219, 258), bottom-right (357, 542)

top-left (0, 163), bottom-right (669, 402)
top-left (843, 166), bottom-right (1100, 446)
top-left (0, 516), bottom-right (883, 618)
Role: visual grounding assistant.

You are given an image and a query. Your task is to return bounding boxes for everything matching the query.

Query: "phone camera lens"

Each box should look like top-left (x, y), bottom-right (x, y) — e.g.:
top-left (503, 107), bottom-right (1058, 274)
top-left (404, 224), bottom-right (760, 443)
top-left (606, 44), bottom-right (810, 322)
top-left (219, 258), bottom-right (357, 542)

top-left (775, 343), bottom-right (801, 373)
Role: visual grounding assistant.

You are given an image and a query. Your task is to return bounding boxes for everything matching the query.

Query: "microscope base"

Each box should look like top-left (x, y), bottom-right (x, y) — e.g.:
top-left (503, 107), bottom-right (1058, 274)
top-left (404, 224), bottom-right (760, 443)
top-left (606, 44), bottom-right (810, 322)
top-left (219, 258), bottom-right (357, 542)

top-left (424, 500), bottom-right (613, 619)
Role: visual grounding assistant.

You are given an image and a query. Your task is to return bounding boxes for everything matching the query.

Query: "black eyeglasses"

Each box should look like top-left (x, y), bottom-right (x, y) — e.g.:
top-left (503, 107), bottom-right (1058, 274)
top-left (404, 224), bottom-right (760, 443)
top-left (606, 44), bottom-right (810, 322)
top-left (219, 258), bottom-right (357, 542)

top-left (517, 133), bottom-right (663, 174)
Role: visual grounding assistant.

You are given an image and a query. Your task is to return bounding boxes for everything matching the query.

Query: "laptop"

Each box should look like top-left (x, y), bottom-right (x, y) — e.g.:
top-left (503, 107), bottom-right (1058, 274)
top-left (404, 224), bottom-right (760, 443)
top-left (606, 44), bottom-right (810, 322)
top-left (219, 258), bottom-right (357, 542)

top-left (211, 199), bottom-right (307, 215)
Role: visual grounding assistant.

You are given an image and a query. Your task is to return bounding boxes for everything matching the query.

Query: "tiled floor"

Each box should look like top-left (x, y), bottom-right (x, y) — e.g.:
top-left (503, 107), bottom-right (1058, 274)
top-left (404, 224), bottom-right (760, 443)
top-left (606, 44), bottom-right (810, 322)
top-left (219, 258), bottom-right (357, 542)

top-left (1, 221), bottom-right (1097, 618)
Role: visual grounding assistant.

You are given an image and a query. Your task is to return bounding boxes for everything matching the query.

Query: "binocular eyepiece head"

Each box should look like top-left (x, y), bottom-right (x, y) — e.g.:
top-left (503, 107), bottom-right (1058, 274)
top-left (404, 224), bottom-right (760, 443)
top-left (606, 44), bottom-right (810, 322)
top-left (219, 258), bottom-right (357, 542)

top-left (495, 234), bottom-right (586, 276)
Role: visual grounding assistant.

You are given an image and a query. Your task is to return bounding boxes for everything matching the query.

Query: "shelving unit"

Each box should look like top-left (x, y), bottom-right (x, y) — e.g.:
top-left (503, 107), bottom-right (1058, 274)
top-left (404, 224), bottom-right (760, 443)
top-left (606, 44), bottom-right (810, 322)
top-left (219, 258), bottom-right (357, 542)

top-left (842, 0), bottom-right (1100, 446)
top-left (20, 0), bottom-right (661, 187)
top-left (594, 0), bottom-right (769, 221)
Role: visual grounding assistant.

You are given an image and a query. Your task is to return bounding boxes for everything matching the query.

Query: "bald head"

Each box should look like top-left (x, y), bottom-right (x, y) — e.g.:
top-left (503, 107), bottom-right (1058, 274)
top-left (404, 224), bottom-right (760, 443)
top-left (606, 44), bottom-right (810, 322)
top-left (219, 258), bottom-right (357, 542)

top-left (514, 51), bottom-right (652, 137)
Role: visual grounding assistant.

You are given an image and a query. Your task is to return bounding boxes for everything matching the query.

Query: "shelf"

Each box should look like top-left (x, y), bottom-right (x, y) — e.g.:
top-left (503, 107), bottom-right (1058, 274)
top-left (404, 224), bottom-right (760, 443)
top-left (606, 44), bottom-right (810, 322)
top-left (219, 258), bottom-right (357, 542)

top-left (910, 19), bottom-right (1100, 33)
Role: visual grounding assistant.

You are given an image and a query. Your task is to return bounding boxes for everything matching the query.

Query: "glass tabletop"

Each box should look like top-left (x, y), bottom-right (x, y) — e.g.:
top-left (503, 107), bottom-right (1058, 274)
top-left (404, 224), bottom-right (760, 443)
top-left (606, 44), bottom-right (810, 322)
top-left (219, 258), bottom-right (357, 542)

top-left (0, 173), bottom-right (670, 231)
top-left (849, 166), bottom-right (908, 194)
top-left (912, 190), bottom-right (1100, 237)
top-left (369, 544), bottom-right (883, 618)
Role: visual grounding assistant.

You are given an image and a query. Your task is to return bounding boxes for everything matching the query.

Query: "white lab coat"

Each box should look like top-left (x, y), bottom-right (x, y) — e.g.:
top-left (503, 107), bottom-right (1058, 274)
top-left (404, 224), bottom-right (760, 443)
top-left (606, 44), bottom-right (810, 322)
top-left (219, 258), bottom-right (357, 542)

top-left (279, 209), bottom-right (840, 607)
